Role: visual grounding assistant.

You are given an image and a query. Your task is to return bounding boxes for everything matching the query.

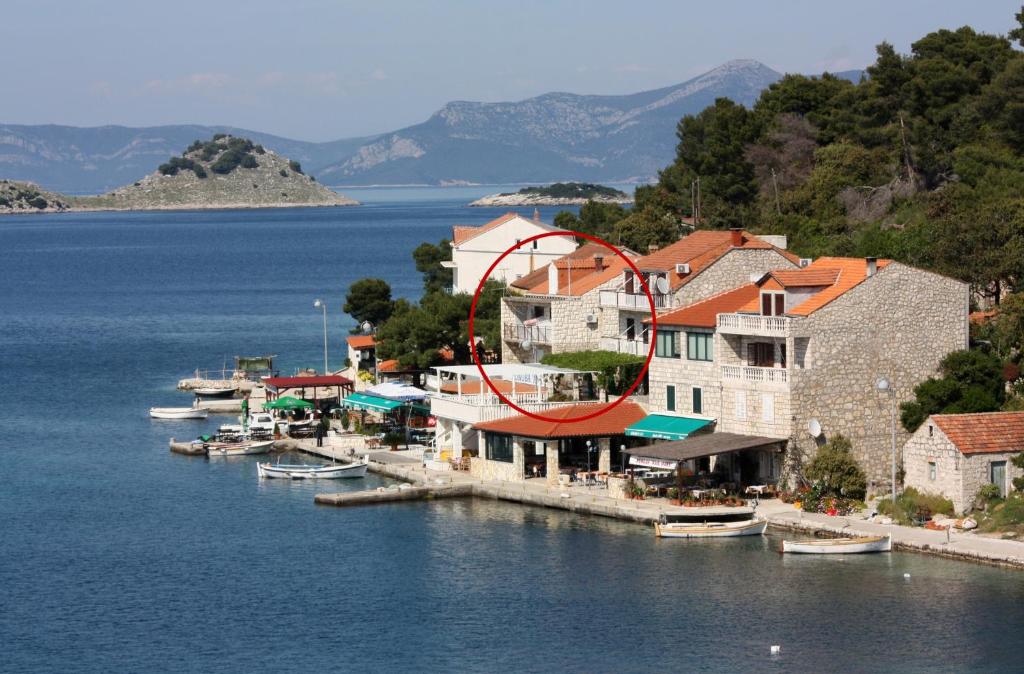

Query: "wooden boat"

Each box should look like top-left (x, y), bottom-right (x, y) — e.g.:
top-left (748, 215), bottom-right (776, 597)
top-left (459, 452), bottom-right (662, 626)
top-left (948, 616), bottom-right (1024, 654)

top-left (655, 518), bottom-right (767, 538)
top-left (204, 439), bottom-right (275, 457)
top-left (257, 461), bottom-right (367, 479)
top-left (782, 534), bottom-right (891, 554)
top-left (194, 387), bottom-right (237, 398)
top-left (150, 407), bottom-right (209, 420)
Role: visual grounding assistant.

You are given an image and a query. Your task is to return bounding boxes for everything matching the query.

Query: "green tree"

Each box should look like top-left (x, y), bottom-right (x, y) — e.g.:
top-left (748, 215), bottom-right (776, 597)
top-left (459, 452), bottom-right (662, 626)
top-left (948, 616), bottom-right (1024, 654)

top-left (343, 278), bottom-right (394, 333)
top-left (803, 434), bottom-right (867, 500)
top-left (412, 239), bottom-right (453, 294)
top-left (900, 349), bottom-right (1006, 431)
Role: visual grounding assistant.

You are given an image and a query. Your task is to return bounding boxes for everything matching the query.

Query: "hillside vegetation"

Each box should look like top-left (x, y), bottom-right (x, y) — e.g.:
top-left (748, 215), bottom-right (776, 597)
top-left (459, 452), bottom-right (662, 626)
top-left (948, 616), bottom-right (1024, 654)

top-left (557, 13), bottom-right (1024, 304)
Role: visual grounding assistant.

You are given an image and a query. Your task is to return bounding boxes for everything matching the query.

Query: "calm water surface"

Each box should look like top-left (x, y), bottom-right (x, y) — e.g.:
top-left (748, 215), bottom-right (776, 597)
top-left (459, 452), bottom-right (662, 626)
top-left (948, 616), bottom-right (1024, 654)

top-left (2, 191), bottom-right (1023, 673)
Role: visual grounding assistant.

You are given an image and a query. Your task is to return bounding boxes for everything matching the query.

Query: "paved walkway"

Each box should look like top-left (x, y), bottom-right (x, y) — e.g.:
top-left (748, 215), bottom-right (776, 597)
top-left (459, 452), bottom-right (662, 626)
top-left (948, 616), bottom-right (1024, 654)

top-left (296, 439), bottom-right (1024, 569)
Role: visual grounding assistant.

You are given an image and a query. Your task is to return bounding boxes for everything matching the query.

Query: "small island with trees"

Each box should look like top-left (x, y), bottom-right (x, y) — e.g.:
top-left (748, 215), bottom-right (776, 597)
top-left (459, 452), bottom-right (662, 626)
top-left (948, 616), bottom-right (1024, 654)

top-left (0, 134), bottom-right (358, 214)
top-left (469, 182), bottom-right (632, 207)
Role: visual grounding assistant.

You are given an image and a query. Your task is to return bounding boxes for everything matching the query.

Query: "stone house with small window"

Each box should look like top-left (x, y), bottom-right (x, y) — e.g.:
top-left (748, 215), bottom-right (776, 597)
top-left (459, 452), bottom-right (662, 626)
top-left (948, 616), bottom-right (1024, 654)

top-left (644, 256), bottom-right (969, 487)
top-left (903, 412), bottom-right (1024, 514)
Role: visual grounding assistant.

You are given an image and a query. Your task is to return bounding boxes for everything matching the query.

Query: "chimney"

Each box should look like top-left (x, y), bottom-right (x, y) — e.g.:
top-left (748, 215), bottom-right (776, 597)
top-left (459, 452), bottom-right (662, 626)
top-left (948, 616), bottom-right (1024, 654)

top-left (866, 257), bottom-right (877, 277)
top-left (548, 264), bottom-right (559, 294)
top-left (593, 254), bottom-right (604, 271)
top-left (730, 227), bottom-right (743, 247)
top-left (533, 208), bottom-right (541, 222)
top-left (648, 244), bottom-right (660, 253)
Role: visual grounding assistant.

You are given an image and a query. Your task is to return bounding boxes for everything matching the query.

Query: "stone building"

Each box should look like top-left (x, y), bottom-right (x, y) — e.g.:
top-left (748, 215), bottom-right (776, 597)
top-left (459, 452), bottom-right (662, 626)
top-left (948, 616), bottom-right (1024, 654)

top-left (644, 256), bottom-right (970, 488)
top-left (903, 412), bottom-right (1024, 514)
top-left (500, 229), bottom-right (799, 364)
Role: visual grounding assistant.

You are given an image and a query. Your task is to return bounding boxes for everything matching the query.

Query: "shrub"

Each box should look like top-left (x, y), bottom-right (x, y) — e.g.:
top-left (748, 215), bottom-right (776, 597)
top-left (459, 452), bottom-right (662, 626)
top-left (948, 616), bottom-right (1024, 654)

top-left (977, 483), bottom-right (1003, 505)
top-left (212, 133), bottom-right (227, 140)
top-left (289, 159), bottom-right (303, 174)
top-left (193, 165), bottom-right (207, 179)
top-left (340, 413), bottom-right (350, 431)
top-left (803, 434), bottom-right (867, 500)
top-left (200, 141), bottom-right (221, 161)
top-left (279, 169), bottom-right (288, 177)
top-left (0, 196), bottom-right (10, 207)
top-left (186, 139), bottom-right (204, 153)
top-left (382, 432), bottom-right (405, 449)
top-left (976, 493), bottom-right (1024, 533)
top-left (28, 196), bottom-right (48, 209)
top-left (877, 487), bottom-right (955, 524)
top-left (254, 144), bottom-right (265, 154)
top-left (240, 154), bottom-right (258, 169)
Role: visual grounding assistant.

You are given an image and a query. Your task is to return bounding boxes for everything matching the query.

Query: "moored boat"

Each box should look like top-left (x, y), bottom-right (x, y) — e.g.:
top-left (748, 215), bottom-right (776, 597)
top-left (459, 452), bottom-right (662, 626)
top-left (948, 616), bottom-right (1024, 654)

top-left (782, 534), bottom-right (891, 554)
top-left (655, 518), bottom-right (767, 538)
top-left (150, 407), bottom-right (209, 420)
top-left (194, 387), bottom-right (237, 398)
top-left (257, 461), bottom-right (367, 479)
top-left (204, 440), bottom-right (275, 457)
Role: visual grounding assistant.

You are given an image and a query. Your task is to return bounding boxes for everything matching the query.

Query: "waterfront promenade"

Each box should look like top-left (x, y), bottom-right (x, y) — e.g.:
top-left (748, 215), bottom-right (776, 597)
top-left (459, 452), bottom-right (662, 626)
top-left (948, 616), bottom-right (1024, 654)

top-left (297, 440), bottom-right (1024, 569)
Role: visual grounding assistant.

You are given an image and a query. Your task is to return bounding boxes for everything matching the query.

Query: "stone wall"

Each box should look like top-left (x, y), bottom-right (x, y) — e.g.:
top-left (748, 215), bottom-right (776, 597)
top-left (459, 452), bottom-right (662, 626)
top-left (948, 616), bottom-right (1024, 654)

top-left (469, 431), bottom-right (524, 481)
top-left (674, 248), bottom-right (799, 305)
top-left (551, 293), bottom-right (602, 354)
top-left (788, 263), bottom-right (969, 486)
top-left (647, 336), bottom-right (721, 417)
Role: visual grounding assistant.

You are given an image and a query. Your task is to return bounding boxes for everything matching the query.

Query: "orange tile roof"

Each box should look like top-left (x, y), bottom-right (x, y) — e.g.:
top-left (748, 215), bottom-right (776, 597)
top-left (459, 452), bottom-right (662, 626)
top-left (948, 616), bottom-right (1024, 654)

top-left (346, 335), bottom-right (376, 349)
top-left (768, 268), bottom-right (841, 287)
top-left (736, 257), bottom-right (893, 316)
top-left (440, 379), bottom-right (538, 395)
top-left (932, 412), bottom-right (1024, 455)
top-left (511, 242), bottom-right (636, 293)
top-left (452, 212), bottom-right (520, 246)
top-left (970, 309), bottom-right (998, 325)
top-left (473, 401), bottom-right (647, 438)
top-left (648, 284), bottom-right (760, 328)
top-left (377, 359), bottom-right (399, 372)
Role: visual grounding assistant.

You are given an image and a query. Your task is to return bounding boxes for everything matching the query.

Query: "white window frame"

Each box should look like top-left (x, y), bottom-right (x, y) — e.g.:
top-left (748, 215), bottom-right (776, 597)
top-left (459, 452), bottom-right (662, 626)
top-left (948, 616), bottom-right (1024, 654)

top-left (735, 391), bottom-right (747, 421)
top-left (761, 393), bottom-right (774, 423)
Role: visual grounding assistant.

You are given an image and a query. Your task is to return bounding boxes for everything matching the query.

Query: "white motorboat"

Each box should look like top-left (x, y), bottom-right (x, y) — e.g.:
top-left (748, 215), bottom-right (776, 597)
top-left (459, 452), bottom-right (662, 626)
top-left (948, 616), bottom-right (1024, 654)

top-left (655, 518), bottom-right (767, 538)
top-left (204, 440), bottom-right (275, 457)
top-left (150, 407), bottom-right (209, 420)
top-left (782, 534), bottom-right (892, 554)
top-left (194, 387), bottom-right (237, 398)
top-left (257, 461), bottom-right (368, 479)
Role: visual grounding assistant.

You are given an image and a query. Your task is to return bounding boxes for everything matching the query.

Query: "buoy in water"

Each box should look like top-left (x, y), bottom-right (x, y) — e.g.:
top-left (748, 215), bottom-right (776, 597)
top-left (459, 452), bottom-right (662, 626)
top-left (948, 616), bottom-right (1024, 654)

top-left (770, 645), bottom-right (781, 655)
top-left (903, 573), bottom-right (911, 579)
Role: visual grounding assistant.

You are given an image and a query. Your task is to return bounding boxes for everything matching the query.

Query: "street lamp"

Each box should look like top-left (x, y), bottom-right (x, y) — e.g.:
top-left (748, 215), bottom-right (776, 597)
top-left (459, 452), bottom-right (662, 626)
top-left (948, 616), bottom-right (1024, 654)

top-left (314, 299), bottom-right (328, 375)
top-left (876, 377), bottom-right (897, 503)
top-left (586, 440), bottom-right (593, 475)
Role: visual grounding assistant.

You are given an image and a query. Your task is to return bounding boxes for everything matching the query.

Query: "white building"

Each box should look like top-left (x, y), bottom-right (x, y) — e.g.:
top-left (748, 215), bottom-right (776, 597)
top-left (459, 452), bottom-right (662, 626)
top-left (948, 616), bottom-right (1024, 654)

top-left (447, 212), bottom-right (578, 294)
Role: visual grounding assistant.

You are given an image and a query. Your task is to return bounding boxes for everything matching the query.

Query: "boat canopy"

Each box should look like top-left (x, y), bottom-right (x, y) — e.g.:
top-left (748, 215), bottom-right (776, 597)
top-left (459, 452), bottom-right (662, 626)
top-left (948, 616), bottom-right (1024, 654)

top-left (263, 395), bottom-right (314, 410)
top-left (341, 392), bottom-right (404, 412)
top-left (625, 414), bottom-right (713, 440)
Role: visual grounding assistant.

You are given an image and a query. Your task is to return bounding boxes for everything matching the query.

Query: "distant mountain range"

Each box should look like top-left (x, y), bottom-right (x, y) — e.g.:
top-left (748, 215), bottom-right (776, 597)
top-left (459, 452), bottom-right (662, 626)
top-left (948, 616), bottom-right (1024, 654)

top-left (0, 61), bottom-right (863, 193)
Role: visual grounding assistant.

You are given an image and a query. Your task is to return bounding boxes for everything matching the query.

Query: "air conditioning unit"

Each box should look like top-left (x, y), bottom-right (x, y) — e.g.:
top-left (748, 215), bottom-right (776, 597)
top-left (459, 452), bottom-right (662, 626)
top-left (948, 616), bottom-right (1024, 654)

top-left (675, 263), bottom-right (691, 274)
top-left (584, 314), bottom-right (598, 324)
top-left (799, 258), bottom-right (812, 268)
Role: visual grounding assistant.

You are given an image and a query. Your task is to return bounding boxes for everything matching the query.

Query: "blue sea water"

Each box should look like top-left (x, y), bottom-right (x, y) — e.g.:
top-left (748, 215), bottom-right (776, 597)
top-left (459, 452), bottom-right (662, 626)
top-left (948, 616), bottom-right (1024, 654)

top-left (2, 191), bottom-right (1023, 673)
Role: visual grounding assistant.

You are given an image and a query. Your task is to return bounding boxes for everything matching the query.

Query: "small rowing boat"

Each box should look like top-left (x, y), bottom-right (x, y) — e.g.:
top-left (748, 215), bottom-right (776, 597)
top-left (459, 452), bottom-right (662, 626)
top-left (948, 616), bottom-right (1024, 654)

top-left (655, 518), bottom-right (767, 538)
top-left (257, 461), bottom-right (368, 479)
top-left (782, 534), bottom-right (891, 554)
top-left (194, 387), bottom-right (237, 398)
top-left (205, 440), bottom-right (275, 457)
top-left (150, 407), bottom-right (209, 420)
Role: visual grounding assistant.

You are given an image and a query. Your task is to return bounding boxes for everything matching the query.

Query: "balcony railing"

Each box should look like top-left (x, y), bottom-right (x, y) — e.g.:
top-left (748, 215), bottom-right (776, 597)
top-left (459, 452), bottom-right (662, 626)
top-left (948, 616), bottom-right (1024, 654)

top-left (503, 322), bottom-right (553, 344)
top-left (600, 336), bottom-right (650, 356)
top-left (721, 365), bottom-right (790, 386)
top-left (429, 394), bottom-right (575, 424)
top-left (598, 290), bottom-right (668, 312)
top-left (717, 313), bottom-right (791, 337)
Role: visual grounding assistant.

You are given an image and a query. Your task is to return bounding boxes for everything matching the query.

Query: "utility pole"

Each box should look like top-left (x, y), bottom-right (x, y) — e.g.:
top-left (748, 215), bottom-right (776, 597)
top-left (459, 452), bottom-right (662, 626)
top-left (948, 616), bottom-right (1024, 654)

top-left (696, 177), bottom-right (701, 225)
top-left (770, 168), bottom-right (781, 215)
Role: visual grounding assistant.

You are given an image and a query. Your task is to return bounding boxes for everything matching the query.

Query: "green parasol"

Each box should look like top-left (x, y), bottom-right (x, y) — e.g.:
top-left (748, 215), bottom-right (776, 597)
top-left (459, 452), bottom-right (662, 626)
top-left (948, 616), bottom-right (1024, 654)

top-left (264, 395), bottom-right (314, 410)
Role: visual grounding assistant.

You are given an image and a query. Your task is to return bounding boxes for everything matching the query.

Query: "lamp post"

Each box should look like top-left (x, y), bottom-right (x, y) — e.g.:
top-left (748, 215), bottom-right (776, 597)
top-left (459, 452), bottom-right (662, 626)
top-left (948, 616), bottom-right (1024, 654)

top-left (586, 440), bottom-right (593, 475)
top-left (876, 377), bottom-right (897, 503)
top-left (314, 299), bottom-right (328, 375)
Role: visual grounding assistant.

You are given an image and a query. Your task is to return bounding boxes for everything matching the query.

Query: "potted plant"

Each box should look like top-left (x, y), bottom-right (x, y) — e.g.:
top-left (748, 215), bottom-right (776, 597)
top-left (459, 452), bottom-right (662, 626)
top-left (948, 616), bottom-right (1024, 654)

top-left (382, 432), bottom-right (404, 451)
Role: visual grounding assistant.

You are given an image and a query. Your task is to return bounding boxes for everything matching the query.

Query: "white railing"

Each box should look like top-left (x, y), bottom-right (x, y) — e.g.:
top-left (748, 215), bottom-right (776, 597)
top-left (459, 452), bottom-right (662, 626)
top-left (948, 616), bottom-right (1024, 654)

top-left (721, 365), bottom-right (790, 386)
top-left (599, 336), bottom-right (650, 356)
top-left (716, 313), bottom-right (791, 336)
top-left (598, 290), bottom-right (668, 311)
top-left (429, 395), bottom-right (575, 424)
top-left (503, 322), bottom-right (553, 344)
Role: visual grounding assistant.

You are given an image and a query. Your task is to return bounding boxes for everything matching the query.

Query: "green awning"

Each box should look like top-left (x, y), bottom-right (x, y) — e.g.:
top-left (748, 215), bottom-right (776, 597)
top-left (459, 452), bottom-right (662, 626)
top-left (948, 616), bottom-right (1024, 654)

top-left (625, 414), bottom-right (713, 440)
top-left (264, 395), bottom-right (314, 410)
top-left (341, 392), bottom-right (403, 412)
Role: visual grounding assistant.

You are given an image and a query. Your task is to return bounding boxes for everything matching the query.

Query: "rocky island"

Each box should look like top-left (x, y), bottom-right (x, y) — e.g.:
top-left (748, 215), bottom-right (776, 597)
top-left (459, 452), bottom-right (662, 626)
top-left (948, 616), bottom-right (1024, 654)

top-left (0, 134), bottom-right (358, 214)
top-left (469, 182), bottom-right (632, 207)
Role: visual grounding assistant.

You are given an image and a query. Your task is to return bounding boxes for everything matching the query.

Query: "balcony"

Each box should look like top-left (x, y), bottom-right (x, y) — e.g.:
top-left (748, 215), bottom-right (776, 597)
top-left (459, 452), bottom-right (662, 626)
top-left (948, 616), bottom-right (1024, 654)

top-left (503, 322), bottom-right (553, 345)
top-left (598, 290), bottom-right (668, 312)
top-left (721, 365), bottom-right (790, 387)
top-left (429, 394), bottom-right (575, 425)
top-left (600, 336), bottom-right (650, 356)
top-left (717, 313), bottom-right (791, 337)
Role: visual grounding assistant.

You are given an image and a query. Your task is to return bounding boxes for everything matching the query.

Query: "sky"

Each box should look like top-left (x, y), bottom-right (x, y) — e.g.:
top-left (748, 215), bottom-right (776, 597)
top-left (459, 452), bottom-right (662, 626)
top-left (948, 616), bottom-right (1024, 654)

top-left (1, 0), bottom-right (1020, 141)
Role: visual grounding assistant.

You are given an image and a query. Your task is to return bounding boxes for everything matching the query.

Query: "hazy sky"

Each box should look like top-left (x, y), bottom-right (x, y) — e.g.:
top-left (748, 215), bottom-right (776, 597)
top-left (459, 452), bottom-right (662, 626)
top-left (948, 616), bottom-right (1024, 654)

top-left (1, 1), bottom-right (1019, 140)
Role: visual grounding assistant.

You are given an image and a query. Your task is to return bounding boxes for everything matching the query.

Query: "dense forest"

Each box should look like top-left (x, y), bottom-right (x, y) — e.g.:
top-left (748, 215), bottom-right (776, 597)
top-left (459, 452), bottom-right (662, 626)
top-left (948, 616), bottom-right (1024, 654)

top-left (556, 12), bottom-right (1024, 307)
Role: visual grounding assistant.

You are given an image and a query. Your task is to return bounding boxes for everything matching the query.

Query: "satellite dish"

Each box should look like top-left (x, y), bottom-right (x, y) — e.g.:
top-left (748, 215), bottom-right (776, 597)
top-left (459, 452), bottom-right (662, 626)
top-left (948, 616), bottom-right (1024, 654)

top-left (522, 340), bottom-right (532, 350)
top-left (361, 321), bottom-right (374, 334)
top-left (655, 276), bottom-right (670, 294)
top-left (808, 418), bottom-right (822, 438)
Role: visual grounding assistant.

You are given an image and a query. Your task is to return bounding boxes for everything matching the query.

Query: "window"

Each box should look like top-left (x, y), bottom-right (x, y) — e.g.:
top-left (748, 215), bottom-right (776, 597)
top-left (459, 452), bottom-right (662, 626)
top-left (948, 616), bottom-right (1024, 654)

top-left (532, 239), bottom-right (538, 250)
top-left (692, 387), bottom-right (702, 414)
top-left (532, 305), bottom-right (545, 319)
top-left (485, 433), bottom-right (513, 463)
top-left (656, 331), bottom-right (680, 358)
top-left (735, 391), bottom-right (747, 420)
top-left (624, 271), bottom-right (635, 294)
top-left (760, 292), bottom-right (785, 316)
top-left (761, 393), bottom-right (774, 422)
top-left (747, 342), bottom-right (775, 367)
top-left (686, 332), bottom-right (713, 361)
top-left (666, 385), bottom-right (676, 412)
top-left (928, 461), bottom-right (936, 481)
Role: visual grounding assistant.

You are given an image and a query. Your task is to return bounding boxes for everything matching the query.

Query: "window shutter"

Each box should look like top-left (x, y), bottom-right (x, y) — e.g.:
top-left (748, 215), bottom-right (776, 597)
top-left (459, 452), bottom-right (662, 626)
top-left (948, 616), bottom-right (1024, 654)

top-left (761, 393), bottom-right (774, 422)
top-left (774, 293), bottom-right (785, 316)
top-left (735, 391), bottom-right (747, 420)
